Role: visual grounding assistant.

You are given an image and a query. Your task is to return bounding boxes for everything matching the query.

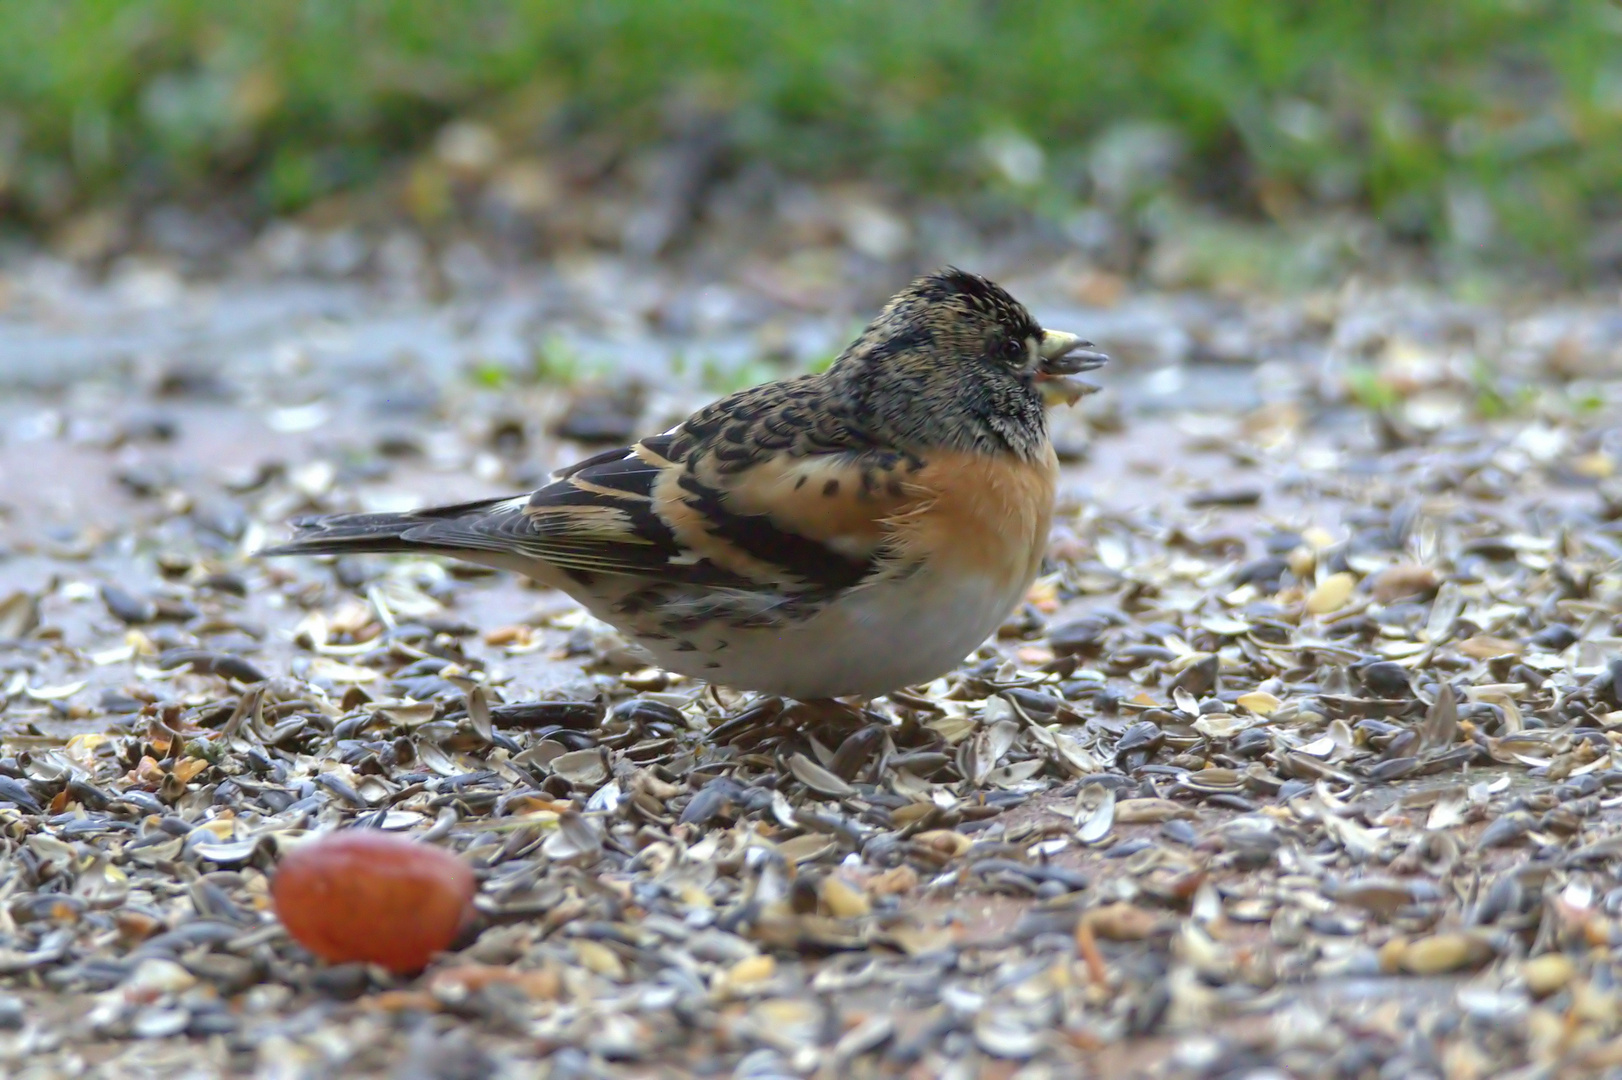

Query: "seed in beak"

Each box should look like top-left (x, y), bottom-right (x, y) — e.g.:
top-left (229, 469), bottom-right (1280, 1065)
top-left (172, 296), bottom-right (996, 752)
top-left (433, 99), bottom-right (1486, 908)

top-left (1035, 330), bottom-right (1108, 405)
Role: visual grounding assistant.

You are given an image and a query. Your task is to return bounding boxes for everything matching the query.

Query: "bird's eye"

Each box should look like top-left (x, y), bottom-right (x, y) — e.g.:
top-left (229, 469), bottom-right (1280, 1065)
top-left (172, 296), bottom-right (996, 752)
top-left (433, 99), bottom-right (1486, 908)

top-left (1003, 337), bottom-right (1025, 361)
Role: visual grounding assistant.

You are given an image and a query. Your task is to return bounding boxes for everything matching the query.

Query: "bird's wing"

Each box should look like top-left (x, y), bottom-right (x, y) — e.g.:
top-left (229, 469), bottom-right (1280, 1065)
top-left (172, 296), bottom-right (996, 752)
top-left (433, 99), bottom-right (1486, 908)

top-left (531, 399), bottom-right (935, 592)
top-left (647, 439), bottom-right (933, 591)
top-left (267, 379), bottom-right (938, 595)
top-left (509, 377), bottom-right (936, 585)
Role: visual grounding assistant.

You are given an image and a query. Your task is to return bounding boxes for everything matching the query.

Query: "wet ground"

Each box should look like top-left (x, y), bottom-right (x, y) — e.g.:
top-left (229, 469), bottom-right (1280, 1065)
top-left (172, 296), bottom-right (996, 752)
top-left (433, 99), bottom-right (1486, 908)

top-left (3, 239), bottom-right (1622, 1078)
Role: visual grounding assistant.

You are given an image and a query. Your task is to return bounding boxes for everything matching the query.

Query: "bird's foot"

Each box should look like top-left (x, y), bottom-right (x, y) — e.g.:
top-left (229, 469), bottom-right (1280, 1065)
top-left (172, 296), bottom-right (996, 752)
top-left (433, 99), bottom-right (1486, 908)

top-left (782, 697), bottom-right (879, 729)
top-left (704, 695), bottom-right (788, 744)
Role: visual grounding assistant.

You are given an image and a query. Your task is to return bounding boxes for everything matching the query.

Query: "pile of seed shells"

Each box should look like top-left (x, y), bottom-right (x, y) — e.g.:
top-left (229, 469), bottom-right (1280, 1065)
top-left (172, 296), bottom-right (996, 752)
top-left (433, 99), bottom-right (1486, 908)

top-left (4, 267), bottom-right (1622, 1077)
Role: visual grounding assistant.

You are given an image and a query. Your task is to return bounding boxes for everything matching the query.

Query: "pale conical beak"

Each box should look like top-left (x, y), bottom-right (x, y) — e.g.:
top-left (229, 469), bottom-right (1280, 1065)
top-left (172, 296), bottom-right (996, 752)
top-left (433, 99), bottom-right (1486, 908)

top-left (1035, 330), bottom-right (1109, 406)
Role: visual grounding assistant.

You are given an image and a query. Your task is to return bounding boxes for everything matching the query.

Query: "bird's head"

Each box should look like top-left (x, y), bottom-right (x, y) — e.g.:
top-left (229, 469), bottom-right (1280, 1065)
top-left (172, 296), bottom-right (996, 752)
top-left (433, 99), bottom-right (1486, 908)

top-left (829, 268), bottom-right (1108, 458)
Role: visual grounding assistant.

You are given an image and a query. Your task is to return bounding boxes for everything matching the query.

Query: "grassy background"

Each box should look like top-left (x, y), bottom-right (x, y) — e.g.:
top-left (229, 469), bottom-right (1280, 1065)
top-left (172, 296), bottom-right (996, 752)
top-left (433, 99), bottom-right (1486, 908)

top-left (1, 0), bottom-right (1619, 263)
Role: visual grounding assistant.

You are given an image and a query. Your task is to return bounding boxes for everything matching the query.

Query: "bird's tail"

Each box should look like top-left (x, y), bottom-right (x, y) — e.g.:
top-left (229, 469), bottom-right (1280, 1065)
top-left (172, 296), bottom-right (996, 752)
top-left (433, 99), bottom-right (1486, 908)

top-left (256, 495), bottom-right (517, 558)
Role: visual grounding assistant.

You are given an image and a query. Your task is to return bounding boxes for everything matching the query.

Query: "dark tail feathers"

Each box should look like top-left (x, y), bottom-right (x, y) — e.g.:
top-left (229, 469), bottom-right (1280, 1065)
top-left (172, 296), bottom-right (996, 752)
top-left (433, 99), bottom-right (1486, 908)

top-left (256, 495), bottom-right (513, 558)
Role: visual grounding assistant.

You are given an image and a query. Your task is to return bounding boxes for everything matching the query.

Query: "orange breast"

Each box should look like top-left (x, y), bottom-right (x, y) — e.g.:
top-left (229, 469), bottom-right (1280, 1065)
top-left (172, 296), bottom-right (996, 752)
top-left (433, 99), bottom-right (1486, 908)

top-left (886, 446), bottom-right (1057, 592)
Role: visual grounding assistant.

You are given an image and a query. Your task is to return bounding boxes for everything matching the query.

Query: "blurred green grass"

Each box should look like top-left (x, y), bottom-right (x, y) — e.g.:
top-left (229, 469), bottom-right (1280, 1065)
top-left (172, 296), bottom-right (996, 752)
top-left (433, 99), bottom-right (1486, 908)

top-left (2, 0), bottom-right (1619, 262)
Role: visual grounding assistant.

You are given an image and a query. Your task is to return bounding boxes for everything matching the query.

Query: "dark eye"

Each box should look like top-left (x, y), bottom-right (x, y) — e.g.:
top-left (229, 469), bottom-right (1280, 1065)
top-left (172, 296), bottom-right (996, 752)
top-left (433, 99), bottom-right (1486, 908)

top-left (1003, 337), bottom-right (1025, 361)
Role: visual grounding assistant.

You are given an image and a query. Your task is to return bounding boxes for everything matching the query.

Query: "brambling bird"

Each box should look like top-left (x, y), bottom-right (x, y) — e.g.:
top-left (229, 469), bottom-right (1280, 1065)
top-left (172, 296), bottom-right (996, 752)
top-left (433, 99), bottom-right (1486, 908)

top-left (260, 269), bottom-right (1106, 700)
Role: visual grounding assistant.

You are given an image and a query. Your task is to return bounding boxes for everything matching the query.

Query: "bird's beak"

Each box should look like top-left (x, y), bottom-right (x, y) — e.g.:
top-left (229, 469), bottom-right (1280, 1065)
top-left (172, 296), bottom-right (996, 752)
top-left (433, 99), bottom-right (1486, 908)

top-left (1035, 330), bottom-right (1109, 407)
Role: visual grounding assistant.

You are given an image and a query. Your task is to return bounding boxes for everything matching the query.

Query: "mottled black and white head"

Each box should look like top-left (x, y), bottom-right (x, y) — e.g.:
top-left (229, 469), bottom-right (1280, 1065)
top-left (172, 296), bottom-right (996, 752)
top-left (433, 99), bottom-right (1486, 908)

top-left (829, 268), bottom-right (1107, 459)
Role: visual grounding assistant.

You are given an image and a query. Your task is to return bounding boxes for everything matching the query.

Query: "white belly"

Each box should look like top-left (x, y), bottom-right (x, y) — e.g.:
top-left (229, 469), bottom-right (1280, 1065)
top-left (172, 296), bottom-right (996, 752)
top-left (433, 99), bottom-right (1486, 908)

top-left (625, 566), bottom-right (1030, 699)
